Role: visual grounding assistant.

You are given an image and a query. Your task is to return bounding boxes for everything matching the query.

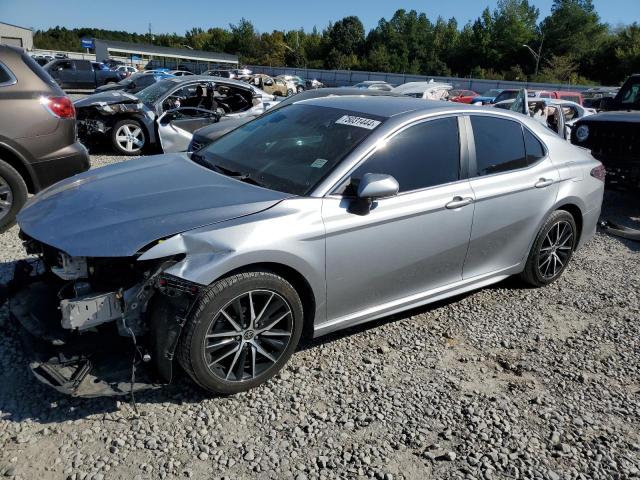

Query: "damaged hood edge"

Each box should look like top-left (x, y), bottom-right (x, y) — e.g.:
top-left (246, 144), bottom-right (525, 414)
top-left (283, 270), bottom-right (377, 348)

top-left (17, 154), bottom-right (290, 258)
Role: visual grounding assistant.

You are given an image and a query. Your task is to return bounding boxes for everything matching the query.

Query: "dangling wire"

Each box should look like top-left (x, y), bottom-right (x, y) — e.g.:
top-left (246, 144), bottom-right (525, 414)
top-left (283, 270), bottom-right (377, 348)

top-left (121, 316), bottom-right (143, 415)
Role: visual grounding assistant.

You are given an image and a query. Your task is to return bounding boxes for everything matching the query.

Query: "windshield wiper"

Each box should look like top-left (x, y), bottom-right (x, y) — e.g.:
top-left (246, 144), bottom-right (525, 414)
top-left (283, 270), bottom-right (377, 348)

top-left (210, 163), bottom-right (266, 188)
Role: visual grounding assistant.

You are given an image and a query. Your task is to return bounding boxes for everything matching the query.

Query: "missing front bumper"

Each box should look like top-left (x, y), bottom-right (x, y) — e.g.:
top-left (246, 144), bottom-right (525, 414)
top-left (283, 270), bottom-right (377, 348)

top-left (8, 279), bottom-right (163, 397)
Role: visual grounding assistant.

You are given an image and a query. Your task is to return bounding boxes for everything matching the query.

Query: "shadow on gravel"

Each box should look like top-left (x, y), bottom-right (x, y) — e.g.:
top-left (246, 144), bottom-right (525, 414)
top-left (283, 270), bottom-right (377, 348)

top-left (599, 189), bottom-right (640, 253)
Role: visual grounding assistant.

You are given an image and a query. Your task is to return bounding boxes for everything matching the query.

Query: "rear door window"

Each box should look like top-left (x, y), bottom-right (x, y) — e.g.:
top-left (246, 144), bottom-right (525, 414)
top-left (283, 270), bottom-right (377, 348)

top-left (349, 117), bottom-right (460, 193)
top-left (471, 116), bottom-right (527, 176)
top-left (57, 61), bottom-right (74, 70)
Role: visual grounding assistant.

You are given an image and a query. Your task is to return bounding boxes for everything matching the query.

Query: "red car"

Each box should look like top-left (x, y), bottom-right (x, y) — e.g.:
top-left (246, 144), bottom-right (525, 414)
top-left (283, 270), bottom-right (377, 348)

top-left (449, 89), bottom-right (479, 103)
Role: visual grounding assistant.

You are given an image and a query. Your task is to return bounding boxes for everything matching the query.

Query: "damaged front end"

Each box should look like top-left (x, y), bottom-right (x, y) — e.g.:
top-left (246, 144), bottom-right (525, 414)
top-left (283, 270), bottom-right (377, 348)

top-left (3, 234), bottom-right (200, 397)
top-left (75, 93), bottom-right (149, 139)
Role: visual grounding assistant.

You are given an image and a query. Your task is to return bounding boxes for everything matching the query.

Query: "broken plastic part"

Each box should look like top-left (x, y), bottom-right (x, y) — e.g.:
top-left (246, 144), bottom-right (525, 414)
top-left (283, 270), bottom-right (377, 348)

top-left (51, 253), bottom-right (88, 280)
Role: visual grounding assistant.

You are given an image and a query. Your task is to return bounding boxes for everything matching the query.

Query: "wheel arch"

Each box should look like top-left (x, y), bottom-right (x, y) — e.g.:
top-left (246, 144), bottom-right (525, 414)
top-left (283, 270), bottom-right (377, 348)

top-left (555, 202), bottom-right (583, 247)
top-left (219, 262), bottom-right (317, 340)
top-left (0, 142), bottom-right (37, 193)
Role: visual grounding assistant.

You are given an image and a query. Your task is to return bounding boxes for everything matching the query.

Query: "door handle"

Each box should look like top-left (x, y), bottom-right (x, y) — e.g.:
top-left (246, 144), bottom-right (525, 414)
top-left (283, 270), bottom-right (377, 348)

top-left (445, 196), bottom-right (474, 209)
top-left (535, 178), bottom-right (554, 188)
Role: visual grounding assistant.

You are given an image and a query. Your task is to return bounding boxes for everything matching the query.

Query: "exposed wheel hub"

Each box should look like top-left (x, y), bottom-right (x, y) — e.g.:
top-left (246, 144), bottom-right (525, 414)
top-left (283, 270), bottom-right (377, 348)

top-left (243, 330), bottom-right (255, 340)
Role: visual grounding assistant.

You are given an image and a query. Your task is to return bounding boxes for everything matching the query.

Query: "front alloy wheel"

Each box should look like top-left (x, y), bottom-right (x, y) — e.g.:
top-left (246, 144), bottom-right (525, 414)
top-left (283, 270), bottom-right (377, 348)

top-left (111, 120), bottom-right (145, 155)
top-left (178, 271), bottom-right (304, 394)
top-left (203, 290), bottom-right (293, 382)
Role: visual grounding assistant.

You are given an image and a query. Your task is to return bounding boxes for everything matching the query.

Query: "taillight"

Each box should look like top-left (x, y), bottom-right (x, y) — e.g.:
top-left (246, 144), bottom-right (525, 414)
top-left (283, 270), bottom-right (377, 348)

top-left (41, 96), bottom-right (75, 119)
top-left (590, 164), bottom-right (606, 182)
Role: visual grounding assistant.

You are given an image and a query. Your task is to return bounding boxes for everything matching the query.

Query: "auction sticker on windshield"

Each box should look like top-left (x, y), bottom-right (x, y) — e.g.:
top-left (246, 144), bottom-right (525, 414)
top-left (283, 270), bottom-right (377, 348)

top-left (335, 115), bottom-right (381, 130)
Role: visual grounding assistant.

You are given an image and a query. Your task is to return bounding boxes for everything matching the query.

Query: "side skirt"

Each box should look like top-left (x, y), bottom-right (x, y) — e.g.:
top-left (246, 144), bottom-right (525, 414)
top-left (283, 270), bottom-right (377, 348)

top-left (313, 265), bottom-right (521, 337)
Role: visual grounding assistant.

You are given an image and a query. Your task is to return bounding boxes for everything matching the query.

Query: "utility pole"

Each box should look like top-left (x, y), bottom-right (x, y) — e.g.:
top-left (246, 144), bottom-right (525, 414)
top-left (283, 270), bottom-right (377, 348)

top-left (523, 34), bottom-right (543, 77)
top-left (148, 23), bottom-right (153, 42)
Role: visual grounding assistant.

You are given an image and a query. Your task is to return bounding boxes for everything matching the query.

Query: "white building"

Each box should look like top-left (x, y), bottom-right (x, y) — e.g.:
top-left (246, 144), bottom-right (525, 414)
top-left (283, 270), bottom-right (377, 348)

top-left (0, 22), bottom-right (33, 50)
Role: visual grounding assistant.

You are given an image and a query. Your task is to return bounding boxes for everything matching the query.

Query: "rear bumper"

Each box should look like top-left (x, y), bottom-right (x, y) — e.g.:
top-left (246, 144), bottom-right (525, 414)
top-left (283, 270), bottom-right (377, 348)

top-left (30, 141), bottom-right (90, 192)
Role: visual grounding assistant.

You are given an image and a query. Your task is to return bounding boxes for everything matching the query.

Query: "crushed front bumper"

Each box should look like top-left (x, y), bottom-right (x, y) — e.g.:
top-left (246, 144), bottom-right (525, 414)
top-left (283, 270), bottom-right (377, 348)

top-left (4, 271), bottom-right (162, 398)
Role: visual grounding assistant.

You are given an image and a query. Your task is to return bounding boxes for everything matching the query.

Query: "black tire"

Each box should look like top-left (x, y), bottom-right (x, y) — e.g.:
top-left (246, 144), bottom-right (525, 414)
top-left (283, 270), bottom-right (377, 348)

top-left (178, 271), bottom-right (304, 395)
top-left (520, 210), bottom-right (577, 287)
top-left (110, 119), bottom-right (146, 156)
top-left (0, 159), bottom-right (28, 233)
top-left (296, 86), bottom-right (304, 94)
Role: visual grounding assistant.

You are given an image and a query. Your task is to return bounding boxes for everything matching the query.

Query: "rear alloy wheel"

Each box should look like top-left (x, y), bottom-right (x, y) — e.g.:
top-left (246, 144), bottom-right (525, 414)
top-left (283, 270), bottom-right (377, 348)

top-left (111, 119), bottom-right (146, 155)
top-left (520, 210), bottom-right (577, 286)
top-left (287, 88), bottom-right (294, 96)
top-left (178, 271), bottom-right (303, 394)
top-left (0, 159), bottom-right (28, 233)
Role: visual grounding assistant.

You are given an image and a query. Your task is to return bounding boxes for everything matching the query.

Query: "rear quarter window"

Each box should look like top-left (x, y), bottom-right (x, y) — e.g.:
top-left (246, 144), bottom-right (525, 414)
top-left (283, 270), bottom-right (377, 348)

top-left (19, 53), bottom-right (61, 90)
top-left (0, 61), bottom-right (15, 85)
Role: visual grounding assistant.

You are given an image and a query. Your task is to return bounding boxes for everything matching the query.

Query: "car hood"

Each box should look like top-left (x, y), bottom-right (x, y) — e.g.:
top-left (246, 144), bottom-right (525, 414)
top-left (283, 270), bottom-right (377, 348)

top-left (74, 90), bottom-right (141, 108)
top-left (193, 117), bottom-right (252, 143)
top-left (578, 111), bottom-right (640, 124)
top-left (18, 154), bottom-right (289, 258)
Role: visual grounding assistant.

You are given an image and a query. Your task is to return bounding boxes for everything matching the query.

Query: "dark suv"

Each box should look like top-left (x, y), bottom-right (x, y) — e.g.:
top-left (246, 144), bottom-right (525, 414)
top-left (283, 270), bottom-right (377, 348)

top-left (571, 74), bottom-right (640, 188)
top-left (0, 46), bottom-right (90, 232)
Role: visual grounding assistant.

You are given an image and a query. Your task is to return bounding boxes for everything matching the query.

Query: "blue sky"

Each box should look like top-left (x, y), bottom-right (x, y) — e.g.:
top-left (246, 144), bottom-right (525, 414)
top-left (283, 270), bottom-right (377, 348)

top-left (2, 0), bottom-right (637, 34)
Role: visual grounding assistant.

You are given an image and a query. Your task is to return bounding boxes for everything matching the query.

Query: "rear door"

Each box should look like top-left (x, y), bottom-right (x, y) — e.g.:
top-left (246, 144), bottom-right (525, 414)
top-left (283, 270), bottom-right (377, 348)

top-left (462, 114), bottom-right (560, 279)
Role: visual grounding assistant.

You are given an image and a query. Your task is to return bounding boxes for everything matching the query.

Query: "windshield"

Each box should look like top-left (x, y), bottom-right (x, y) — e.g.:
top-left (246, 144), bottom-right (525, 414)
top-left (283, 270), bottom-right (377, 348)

top-left (616, 78), bottom-right (640, 105)
top-left (198, 104), bottom-right (384, 195)
top-left (483, 89), bottom-right (502, 97)
top-left (135, 78), bottom-right (175, 104)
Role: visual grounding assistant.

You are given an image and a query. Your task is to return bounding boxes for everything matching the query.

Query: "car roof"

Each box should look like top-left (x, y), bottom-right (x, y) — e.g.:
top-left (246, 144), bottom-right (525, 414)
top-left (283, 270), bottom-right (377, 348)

top-left (292, 95), bottom-right (465, 118)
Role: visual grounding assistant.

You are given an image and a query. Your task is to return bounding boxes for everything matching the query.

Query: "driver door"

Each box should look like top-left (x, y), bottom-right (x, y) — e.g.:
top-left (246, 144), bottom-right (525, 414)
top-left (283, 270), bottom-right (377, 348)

top-left (157, 107), bottom-right (219, 153)
top-left (321, 116), bottom-right (475, 325)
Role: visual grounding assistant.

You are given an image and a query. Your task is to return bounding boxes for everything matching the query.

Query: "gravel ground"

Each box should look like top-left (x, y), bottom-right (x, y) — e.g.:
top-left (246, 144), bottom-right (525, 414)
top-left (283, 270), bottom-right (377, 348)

top-left (0, 154), bottom-right (638, 480)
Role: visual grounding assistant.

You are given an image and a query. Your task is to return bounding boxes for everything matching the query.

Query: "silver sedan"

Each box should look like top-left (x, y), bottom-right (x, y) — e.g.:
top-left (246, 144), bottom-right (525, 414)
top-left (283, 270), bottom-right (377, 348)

top-left (8, 96), bottom-right (604, 396)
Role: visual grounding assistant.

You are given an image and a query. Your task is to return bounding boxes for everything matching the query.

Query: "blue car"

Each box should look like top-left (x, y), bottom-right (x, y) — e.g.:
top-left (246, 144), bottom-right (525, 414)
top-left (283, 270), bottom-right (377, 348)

top-left (471, 88), bottom-right (504, 105)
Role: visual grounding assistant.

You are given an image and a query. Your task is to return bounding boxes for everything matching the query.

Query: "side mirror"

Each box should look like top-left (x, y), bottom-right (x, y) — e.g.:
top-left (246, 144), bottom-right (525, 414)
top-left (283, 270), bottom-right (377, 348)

top-left (357, 173), bottom-right (399, 200)
top-left (349, 173), bottom-right (399, 215)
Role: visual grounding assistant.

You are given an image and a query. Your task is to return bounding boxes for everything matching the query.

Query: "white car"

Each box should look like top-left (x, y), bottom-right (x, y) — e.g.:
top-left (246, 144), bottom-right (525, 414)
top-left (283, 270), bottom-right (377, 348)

top-left (169, 70), bottom-right (195, 77)
top-left (391, 81), bottom-right (453, 100)
top-left (115, 65), bottom-right (137, 76)
top-left (352, 80), bottom-right (394, 91)
top-left (494, 96), bottom-right (596, 139)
